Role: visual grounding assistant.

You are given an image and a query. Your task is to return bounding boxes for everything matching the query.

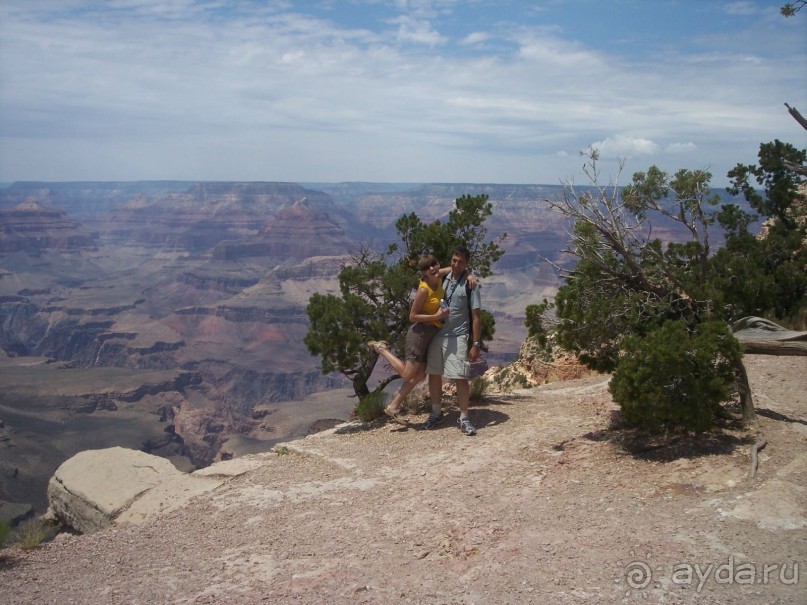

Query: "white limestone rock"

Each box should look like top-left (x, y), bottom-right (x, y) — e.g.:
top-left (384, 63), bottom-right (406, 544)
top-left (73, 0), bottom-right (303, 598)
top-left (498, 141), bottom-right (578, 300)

top-left (46, 446), bottom-right (222, 534)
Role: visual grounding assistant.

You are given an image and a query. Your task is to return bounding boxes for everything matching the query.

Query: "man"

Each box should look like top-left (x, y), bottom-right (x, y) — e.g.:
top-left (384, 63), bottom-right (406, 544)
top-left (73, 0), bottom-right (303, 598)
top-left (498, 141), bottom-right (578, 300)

top-left (421, 246), bottom-right (483, 435)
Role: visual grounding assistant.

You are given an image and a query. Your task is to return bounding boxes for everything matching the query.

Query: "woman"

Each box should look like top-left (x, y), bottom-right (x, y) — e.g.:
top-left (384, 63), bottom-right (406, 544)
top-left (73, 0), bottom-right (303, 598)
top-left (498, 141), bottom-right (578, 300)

top-left (368, 254), bottom-right (449, 422)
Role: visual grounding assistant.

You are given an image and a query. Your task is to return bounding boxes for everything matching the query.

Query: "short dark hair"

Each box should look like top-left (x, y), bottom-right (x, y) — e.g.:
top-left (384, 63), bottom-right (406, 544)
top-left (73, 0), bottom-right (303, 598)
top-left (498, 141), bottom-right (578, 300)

top-left (452, 246), bottom-right (470, 261)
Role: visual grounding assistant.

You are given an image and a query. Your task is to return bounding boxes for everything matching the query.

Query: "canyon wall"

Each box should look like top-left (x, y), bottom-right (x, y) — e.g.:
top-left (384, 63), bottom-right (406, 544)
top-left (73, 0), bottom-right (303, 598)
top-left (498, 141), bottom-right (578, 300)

top-left (0, 180), bottom-right (746, 516)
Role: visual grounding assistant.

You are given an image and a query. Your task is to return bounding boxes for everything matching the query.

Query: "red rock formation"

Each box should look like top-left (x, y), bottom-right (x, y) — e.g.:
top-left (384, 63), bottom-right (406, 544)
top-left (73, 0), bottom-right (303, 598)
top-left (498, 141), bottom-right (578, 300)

top-left (100, 182), bottom-right (344, 251)
top-left (0, 201), bottom-right (95, 252)
top-left (210, 199), bottom-right (351, 260)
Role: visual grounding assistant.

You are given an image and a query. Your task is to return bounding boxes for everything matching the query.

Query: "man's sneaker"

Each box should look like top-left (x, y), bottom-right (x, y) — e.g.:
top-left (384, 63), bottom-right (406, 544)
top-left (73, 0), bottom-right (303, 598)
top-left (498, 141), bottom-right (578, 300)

top-left (459, 417), bottom-right (477, 436)
top-left (419, 411), bottom-right (444, 430)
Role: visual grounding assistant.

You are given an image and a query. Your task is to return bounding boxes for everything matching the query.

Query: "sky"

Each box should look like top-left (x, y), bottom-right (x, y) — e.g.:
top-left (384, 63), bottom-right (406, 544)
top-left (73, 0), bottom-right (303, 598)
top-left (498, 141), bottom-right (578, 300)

top-left (1, 0), bottom-right (805, 187)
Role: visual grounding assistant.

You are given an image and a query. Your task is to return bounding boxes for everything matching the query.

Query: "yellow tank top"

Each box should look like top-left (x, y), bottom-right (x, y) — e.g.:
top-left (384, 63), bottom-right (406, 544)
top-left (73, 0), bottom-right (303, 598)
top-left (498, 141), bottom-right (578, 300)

top-left (418, 279), bottom-right (445, 327)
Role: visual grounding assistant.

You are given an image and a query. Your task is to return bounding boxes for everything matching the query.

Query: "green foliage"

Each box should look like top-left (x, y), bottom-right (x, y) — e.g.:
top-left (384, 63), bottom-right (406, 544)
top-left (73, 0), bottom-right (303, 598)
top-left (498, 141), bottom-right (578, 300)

top-left (539, 141), bottom-right (805, 432)
top-left (610, 320), bottom-right (742, 432)
top-left (727, 140), bottom-right (805, 229)
top-left (715, 140), bottom-right (807, 323)
top-left (0, 520), bottom-right (10, 547)
top-left (396, 194), bottom-right (506, 278)
top-left (478, 309), bottom-right (496, 345)
top-left (781, 1), bottom-right (805, 17)
top-left (9, 518), bottom-right (53, 550)
top-left (354, 390), bottom-right (386, 422)
top-left (525, 299), bottom-right (552, 349)
top-left (400, 391), bottom-right (427, 414)
top-left (546, 158), bottom-right (725, 373)
top-left (491, 365), bottom-right (530, 391)
top-left (306, 194), bottom-right (506, 398)
top-left (469, 376), bottom-right (488, 402)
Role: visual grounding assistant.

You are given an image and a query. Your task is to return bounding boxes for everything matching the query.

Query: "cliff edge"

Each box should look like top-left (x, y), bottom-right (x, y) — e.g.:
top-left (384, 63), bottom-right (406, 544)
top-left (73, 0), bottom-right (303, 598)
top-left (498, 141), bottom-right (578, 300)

top-left (1, 354), bottom-right (805, 604)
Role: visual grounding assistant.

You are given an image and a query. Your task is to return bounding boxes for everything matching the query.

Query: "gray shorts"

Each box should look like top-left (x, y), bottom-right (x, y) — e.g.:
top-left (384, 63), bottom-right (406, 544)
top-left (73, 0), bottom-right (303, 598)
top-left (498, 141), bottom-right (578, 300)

top-left (405, 323), bottom-right (439, 363)
top-left (426, 333), bottom-right (469, 379)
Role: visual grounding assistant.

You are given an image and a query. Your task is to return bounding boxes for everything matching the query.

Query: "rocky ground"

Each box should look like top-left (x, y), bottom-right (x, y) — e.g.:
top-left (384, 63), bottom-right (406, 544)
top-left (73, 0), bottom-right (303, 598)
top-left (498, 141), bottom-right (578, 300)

top-left (1, 353), bottom-right (805, 604)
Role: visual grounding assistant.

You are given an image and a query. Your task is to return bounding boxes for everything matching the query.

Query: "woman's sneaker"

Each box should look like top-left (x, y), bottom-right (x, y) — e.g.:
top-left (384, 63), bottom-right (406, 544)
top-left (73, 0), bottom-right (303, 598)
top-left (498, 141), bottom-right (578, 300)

top-left (419, 411), bottom-right (444, 430)
top-left (459, 417), bottom-right (476, 436)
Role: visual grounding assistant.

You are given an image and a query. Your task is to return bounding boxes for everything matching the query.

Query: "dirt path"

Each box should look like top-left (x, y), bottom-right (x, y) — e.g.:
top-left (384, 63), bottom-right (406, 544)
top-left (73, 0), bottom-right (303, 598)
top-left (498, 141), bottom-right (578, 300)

top-left (1, 354), bottom-right (805, 604)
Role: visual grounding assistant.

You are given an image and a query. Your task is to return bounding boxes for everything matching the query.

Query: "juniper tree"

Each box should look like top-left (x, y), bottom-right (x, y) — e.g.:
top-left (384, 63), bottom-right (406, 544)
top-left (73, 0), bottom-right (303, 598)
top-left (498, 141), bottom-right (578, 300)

top-left (712, 140), bottom-right (807, 323)
top-left (305, 194), bottom-right (505, 399)
top-left (530, 141), bottom-right (805, 432)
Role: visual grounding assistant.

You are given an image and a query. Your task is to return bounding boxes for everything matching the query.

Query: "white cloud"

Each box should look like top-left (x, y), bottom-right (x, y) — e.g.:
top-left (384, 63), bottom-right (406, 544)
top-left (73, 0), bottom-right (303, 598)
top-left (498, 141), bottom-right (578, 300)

top-left (588, 136), bottom-right (660, 158)
top-left (390, 15), bottom-right (447, 46)
top-left (666, 142), bottom-right (698, 154)
top-left (0, 1), bottom-right (804, 185)
top-left (461, 32), bottom-right (490, 46)
top-left (723, 1), bottom-right (760, 16)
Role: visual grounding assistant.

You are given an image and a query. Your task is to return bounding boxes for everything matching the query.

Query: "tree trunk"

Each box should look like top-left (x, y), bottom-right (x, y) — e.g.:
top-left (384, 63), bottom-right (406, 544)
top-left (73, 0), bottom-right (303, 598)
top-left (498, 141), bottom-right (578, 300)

top-left (738, 339), bottom-right (807, 356)
top-left (352, 374), bottom-right (371, 399)
top-left (734, 357), bottom-right (757, 426)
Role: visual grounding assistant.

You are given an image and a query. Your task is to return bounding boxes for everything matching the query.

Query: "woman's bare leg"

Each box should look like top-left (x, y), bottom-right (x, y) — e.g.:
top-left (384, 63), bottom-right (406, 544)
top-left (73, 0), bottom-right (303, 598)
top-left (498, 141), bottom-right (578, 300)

top-left (375, 346), bottom-right (406, 376)
top-left (386, 361), bottom-right (427, 413)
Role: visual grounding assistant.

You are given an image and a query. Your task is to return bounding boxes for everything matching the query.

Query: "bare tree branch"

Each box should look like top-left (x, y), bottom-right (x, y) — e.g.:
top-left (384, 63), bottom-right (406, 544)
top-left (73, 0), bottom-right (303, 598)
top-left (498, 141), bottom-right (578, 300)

top-left (784, 102), bottom-right (807, 131)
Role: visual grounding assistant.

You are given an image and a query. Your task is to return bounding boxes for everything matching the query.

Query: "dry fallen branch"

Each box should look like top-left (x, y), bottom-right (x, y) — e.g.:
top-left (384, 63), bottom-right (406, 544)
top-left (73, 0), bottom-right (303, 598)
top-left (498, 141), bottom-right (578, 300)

top-left (749, 438), bottom-right (768, 478)
top-left (738, 339), bottom-right (807, 356)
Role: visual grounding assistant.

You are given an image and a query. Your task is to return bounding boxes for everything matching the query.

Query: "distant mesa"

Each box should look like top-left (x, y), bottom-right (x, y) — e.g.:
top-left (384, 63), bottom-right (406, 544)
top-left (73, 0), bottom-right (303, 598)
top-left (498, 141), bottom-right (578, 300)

top-left (211, 199), bottom-right (352, 260)
top-left (0, 200), bottom-right (96, 252)
top-left (99, 182), bottom-right (347, 252)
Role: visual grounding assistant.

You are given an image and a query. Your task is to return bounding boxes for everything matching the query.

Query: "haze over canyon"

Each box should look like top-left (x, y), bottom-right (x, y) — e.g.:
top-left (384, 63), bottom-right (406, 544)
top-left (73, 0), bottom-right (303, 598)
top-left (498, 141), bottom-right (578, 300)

top-left (0, 180), bottom-right (739, 517)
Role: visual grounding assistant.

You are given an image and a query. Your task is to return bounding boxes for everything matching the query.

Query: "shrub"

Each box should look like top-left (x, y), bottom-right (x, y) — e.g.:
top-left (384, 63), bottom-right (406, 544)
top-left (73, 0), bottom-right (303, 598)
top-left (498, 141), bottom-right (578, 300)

top-left (10, 518), bottom-right (53, 550)
top-left (400, 391), bottom-right (427, 414)
top-left (354, 390), bottom-right (386, 422)
top-left (469, 377), bottom-right (488, 402)
top-left (0, 521), bottom-right (11, 547)
top-left (610, 320), bottom-right (742, 432)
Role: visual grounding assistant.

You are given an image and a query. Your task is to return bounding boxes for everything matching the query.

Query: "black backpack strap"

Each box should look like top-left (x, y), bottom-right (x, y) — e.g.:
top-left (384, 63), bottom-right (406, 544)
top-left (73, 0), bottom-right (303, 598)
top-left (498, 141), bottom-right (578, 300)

top-left (465, 280), bottom-right (473, 328)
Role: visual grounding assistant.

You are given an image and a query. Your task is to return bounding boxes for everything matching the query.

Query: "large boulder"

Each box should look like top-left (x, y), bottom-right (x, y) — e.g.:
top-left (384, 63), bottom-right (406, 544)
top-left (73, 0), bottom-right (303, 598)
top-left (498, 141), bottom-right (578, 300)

top-left (46, 447), bottom-right (223, 534)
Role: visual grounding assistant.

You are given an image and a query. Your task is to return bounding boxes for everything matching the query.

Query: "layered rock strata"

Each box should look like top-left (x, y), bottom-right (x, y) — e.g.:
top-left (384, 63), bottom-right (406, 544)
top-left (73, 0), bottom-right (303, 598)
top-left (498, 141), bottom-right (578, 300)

top-left (0, 201), bottom-right (95, 252)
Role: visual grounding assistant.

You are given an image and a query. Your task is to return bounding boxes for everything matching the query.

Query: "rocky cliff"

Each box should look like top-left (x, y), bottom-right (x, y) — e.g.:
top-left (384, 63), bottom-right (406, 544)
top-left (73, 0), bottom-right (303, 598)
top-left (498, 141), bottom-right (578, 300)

top-left (0, 181), bottom-right (194, 219)
top-left (3, 178), bottom-right (724, 522)
top-left (210, 199), bottom-right (352, 261)
top-left (5, 354), bottom-right (803, 605)
top-left (0, 201), bottom-right (96, 252)
top-left (99, 182), bottom-right (348, 251)
top-left (0, 181), bottom-right (583, 516)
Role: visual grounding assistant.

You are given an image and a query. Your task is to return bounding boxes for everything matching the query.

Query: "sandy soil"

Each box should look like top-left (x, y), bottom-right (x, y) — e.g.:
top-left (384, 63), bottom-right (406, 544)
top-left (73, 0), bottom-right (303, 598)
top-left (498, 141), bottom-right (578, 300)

top-left (1, 354), bottom-right (804, 604)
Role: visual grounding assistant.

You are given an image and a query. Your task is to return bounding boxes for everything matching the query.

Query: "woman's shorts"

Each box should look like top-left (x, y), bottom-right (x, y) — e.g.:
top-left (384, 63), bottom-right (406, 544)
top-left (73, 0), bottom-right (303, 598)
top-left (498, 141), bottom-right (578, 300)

top-left (405, 323), bottom-right (439, 363)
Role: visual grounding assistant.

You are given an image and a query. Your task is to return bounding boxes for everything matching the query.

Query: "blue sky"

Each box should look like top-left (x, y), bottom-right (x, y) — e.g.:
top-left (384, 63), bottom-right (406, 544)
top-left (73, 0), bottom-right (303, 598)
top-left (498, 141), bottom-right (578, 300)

top-left (1, 0), bottom-right (805, 186)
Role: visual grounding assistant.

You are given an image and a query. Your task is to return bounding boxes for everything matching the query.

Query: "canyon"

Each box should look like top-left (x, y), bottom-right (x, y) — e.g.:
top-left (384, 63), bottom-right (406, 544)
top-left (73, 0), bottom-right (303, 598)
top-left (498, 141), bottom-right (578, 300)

top-left (0, 180), bottom-right (585, 518)
top-left (0, 179), bottom-right (749, 520)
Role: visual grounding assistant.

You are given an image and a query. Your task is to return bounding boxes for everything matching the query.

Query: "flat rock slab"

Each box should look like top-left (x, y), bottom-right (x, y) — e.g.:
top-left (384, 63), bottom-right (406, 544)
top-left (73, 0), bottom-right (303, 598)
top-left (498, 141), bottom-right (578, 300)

top-left (47, 446), bottom-right (222, 534)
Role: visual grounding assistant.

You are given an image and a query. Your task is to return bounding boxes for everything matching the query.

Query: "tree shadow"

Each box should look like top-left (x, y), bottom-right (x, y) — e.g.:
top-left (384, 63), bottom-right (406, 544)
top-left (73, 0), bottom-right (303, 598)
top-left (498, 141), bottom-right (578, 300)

top-left (334, 420), bottom-right (384, 435)
top-left (606, 429), bottom-right (757, 462)
top-left (473, 394), bottom-right (528, 407)
top-left (562, 412), bottom-right (757, 462)
top-left (467, 407), bottom-right (510, 429)
top-left (0, 552), bottom-right (21, 570)
top-left (757, 407), bottom-right (807, 426)
top-left (420, 407), bottom-right (510, 432)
